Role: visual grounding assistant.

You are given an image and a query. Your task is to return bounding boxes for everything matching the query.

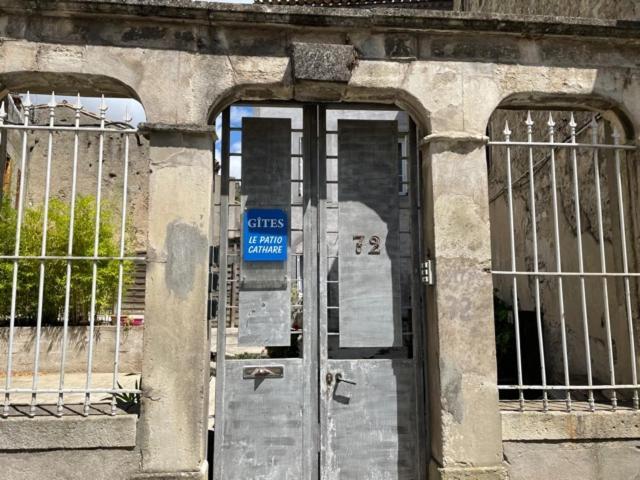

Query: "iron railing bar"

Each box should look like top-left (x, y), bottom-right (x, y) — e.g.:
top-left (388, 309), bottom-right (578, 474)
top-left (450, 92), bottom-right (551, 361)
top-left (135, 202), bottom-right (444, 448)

top-left (30, 95), bottom-right (57, 416)
top-left (2, 96), bottom-right (31, 418)
top-left (499, 385), bottom-right (640, 390)
top-left (613, 130), bottom-right (640, 410)
top-left (503, 123), bottom-right (526, 410)
top-left (529, 113), bottom-right (570, 411)
top-left (489, 141), bottom-right (636, 150)
top-left (491, 271), bottom-right (640, 277)
top-left (83, 98), bottom-right (109, 416)
top-left (1, 388), bottom-right (142, 394)
top-left (57, 96), bottom-right (83, 416)
top-left (0, 255), bottom-right (145, 261)
top-left (568, 113), bottom-right (595, 411)
top-left (0, 124), bottom-right (137, 134)
top-left (591, 116), bottom-right (618, 410)
top-left (111, 109), bottom-right (132, 416)
top-left (326, 332), bottom-right (414, 337)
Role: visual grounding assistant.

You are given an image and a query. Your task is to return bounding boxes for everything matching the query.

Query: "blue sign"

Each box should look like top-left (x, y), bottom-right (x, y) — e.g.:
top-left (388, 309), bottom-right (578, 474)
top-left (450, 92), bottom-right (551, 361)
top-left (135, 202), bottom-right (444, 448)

top-left (242, 208), bottom-right (288, 262)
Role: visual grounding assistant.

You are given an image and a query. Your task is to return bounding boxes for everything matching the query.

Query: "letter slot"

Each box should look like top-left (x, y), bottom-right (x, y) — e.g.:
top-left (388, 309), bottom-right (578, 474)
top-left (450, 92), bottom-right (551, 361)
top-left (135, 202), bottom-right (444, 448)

top-left (242, 365), bottom-right (285, 379)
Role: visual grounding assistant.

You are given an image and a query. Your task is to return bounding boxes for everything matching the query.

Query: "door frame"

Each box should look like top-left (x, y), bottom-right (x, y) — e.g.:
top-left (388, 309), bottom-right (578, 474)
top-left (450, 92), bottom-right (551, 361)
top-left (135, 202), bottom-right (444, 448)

top-left (212, 102), bottom-right (427, 480)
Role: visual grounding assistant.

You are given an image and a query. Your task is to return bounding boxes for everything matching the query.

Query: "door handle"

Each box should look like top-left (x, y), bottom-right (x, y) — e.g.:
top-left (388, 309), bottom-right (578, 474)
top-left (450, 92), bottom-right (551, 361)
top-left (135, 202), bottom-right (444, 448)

top-left (335, 373), bottom-right (356, 385)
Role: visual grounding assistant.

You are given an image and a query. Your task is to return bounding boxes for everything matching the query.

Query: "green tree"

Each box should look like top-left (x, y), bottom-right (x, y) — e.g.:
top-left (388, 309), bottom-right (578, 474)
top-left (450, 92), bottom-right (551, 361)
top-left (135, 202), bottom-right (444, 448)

top-left (0, 196), bottom-right (133, 325)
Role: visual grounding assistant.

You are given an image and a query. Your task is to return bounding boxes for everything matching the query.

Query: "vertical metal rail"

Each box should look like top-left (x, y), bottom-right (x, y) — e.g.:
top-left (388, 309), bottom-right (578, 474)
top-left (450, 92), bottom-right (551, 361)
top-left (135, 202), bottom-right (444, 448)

top-left (568, 113), bottom-right (595, 411)
top-left (613, 128), bottom-right (639, 410)
top-left (0, 99), bottom-right (7, 203)
top-left (591, 116), bottom-right (617, 409)
top-left (547, 114), bottom-right (570, 411)
top-left (30, 93), bottom-right (57, 416)
top-left (2, 93), bottom-right (31, 417)
top-left (111, 108), bottom-right (132, 415)
top-left (213, 108), bottom-right (231, 479)
top-left (409, 119), bottom-right (427, 480)
top-left (57, 95), bottom-right (83, 416)
top-left (526, 113), bottom-right (556, 410)
top-left (503, 121), bottom-right (526, 410)
top-left (302, 104), bottom-right (320, 480)
top-left (83, 96), bottom-right (107, 416)
top-left (318, 106), bottom-right (329, 480)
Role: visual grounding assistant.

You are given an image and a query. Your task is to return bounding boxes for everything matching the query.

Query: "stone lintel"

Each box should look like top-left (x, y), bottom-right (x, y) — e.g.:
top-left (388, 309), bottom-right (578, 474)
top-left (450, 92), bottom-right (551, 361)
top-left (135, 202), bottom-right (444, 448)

top-left (0, 414), bottom-right (137, 450)
top-left (502, 410), bottom-right (640, 441)
top-left (139, 123), bottom-right (217, 138)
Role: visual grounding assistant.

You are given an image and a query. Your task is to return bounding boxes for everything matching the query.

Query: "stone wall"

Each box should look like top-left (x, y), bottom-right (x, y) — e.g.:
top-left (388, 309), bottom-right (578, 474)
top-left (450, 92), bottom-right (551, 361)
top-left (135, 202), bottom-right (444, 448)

top-left (0, 1), bottom-right (639, 479)
top-left (11, 102), bottom-right (150, 251)
top-left (504, 440), bottom-right (640, 480)
top-left (461, 0), bottom-right (640, 20)
top-left (0, 325), bottom-right (143, 374)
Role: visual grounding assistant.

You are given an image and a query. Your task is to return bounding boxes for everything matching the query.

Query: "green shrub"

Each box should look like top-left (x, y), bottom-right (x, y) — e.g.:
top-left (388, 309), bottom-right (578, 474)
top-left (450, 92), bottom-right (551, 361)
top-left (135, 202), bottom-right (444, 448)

top-left (0, 195), bottom-right (133, 325)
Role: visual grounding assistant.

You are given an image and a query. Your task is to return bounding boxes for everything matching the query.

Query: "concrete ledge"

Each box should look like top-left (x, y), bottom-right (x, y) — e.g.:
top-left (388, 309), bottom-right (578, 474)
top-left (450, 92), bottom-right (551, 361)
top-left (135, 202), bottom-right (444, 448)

top-left (502, 410), bottom-right (640, 441)
top-left (421, 131), bottom-right (489, 147)
top-left (139, 123), bottom-right (217, 137)
top-left (1, 0), bottom-right (640, 40)
top-left (130, 474), bottom-right (204, 480)
top-left (0, 414), bottom-right (137, 450)
top-left (130, 462), bottom-right (207, 480)
top-left (429, 462), bottom-right (509, 480)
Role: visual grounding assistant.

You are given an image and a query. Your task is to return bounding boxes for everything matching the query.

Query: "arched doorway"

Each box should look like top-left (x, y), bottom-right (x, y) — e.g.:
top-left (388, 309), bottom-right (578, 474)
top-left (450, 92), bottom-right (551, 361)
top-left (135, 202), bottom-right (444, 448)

top-left (211, 102), bottom-right (428, 480)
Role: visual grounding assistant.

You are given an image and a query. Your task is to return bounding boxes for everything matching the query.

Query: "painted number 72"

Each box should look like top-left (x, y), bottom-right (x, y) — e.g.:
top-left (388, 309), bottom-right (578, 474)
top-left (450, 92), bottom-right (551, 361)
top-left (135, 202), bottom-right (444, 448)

top-left (352, 235), bottom-right (381, 255)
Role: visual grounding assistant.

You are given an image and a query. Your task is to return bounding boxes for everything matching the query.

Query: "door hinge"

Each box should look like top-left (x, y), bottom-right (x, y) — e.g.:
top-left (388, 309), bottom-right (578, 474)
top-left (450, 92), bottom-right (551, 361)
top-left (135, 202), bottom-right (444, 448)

top-left (207, 245), bottom-right (219, 321)
top-left (421, 259), bottom-right (434, 286)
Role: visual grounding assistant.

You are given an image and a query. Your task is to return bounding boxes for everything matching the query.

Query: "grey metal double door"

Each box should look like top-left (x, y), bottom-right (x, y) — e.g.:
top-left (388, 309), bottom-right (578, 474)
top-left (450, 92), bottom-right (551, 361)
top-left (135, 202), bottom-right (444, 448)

top-left (214, 105), bottom-right (426, 480)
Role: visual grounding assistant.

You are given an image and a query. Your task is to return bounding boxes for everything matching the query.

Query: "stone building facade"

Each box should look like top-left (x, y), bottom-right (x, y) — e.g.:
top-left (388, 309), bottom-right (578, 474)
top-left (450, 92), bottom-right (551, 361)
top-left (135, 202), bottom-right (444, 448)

top-left (0, 1), bottom-right (639, 479)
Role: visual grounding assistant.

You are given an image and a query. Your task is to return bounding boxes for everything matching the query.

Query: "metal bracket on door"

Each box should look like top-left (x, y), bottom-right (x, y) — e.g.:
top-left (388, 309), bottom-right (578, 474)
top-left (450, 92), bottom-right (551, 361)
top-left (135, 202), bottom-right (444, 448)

top-left (421, 259), bottom-right (434, 286)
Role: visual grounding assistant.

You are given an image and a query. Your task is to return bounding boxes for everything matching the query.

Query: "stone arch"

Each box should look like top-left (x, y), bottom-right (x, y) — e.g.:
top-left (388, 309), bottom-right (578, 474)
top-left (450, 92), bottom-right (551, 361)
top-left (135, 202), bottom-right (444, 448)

top-left (0, 71), bottom-right (144, 105)
top-left (204, 80), bottom-right (432, 134)
top-left (485, 90), bottom-right (640, 408)
top-left (494, 91), bottom-right (636, 141)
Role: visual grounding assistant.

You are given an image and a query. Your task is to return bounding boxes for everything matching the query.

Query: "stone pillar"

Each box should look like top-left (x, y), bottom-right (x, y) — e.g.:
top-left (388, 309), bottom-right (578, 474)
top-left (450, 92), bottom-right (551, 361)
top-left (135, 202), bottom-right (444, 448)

top-left (135, 124), bottom-right (215, 480)
top-left (421, 132), bottom-right (507, 480)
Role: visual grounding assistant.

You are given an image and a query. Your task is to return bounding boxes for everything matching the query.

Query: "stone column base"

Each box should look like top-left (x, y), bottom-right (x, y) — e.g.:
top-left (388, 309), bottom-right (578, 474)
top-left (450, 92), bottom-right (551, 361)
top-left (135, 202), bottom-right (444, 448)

top-left (429, 460), bottom-right (509, 480)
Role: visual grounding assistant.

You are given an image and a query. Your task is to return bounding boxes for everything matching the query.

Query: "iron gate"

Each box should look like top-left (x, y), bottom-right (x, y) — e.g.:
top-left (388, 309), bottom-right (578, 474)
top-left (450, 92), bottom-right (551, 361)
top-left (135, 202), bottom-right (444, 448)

top-left (213, 104), bottom-right (427, 480)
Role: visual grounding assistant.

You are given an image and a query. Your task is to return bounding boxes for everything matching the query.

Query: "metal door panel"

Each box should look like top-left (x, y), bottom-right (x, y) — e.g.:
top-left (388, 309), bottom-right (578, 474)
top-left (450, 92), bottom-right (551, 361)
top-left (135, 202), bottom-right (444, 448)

top-left (215, 107), bottom-right (425, 480)
top-left (218, 359), bottom-right (304, 479)
top-left (239, 117), bottom-right (292, 346)
top-left (323, 359), bottom-right (418, 480)
top-left (337, 120), bottom-right (401, 348)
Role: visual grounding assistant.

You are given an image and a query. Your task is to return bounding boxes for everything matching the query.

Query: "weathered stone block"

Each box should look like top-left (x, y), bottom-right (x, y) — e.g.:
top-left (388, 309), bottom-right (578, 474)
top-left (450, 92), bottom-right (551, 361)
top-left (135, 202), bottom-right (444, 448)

top-left (290, 42), bottom-right (355, 83)
top-left (0, 414), bottom-right (137, 450)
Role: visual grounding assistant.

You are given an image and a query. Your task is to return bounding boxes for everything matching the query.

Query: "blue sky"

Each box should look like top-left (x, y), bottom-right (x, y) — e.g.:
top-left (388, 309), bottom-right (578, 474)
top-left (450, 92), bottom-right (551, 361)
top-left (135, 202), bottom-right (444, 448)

top-left (215, 106), bottom-right (253, 178)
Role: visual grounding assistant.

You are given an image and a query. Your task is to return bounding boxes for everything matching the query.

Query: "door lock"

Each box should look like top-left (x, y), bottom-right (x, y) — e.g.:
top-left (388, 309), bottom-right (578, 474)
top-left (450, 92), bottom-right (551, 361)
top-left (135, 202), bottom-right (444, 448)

top-left (325, 372), bottom-right (333, 386)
